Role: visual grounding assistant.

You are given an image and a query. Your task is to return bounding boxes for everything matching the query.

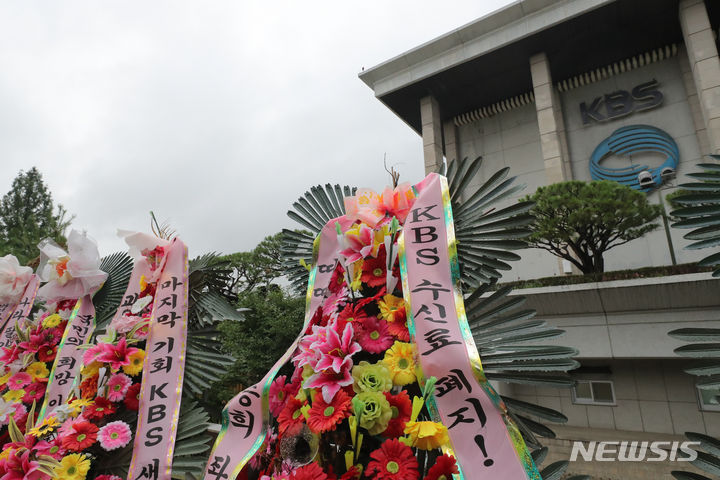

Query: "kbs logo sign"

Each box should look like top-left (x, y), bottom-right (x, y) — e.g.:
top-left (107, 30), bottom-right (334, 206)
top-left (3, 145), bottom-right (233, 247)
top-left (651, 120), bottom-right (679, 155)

top-left (580, 79), bottom-right (663, 125)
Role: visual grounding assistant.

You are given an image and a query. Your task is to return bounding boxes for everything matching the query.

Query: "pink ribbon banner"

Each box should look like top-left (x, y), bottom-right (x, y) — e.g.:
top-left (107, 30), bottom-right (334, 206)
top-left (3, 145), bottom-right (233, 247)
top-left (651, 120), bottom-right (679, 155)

top-left (37, 295), bottom-right (97, 420)
top-left (203, 221), bottom-right (341, 480)
top-left (0, 302), bottom-right (14, 334)
top-left (128, 238), bottom-right (189, 480)
top-left (399, 173), bottom-right (540, 479)
top-left (0, 275), bottom-right (40, 350)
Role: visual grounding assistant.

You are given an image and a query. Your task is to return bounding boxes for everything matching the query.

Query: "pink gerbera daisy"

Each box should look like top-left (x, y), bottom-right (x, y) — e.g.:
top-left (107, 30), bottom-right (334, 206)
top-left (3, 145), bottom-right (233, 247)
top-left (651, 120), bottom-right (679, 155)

top-left (106, 373), bottom-right (132, 402)
top-left (356, 316), bottom-right (394, 354)
top-left (22, 382), bottom-right (46, 403)
top-left (269, 375), bottom-right (289, 417)
top-left (98, 421), bottom-right (132, 451)
top-left (8, 372), bottom-right (32, 390)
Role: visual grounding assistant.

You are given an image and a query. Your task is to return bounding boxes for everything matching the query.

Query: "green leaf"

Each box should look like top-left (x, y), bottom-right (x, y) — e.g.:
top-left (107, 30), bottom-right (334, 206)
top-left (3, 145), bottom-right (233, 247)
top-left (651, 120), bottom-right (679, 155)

top-left (540, 461), bottom-right (568, 480)
top-left (502, 396), bottom-right (568, 423)
top-left (669, 328), bottom-right (720, 342)
top-left (691, 451), bottom-right (720, 477)
top-left (94, 251), bottom-right (134, 329)
top-left (671, 472), bottom-right (713, 480)
top-left (674, 343), bottom-right (720, 358)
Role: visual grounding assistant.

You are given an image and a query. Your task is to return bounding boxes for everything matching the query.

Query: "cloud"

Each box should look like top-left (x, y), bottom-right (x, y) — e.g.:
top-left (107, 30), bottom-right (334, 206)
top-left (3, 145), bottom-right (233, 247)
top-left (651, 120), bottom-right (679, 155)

top-left (0, 0), bottom-right (511, 256)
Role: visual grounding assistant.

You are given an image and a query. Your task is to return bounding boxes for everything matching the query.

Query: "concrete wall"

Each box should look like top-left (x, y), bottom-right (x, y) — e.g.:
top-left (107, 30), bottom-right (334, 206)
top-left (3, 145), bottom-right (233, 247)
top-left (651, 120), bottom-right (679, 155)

top-left (515, 273), bottom-right (720, 359)
top-left (455, 103), bottom-right (562, 281)
top-left (509, 359), bottom-right (720, 437)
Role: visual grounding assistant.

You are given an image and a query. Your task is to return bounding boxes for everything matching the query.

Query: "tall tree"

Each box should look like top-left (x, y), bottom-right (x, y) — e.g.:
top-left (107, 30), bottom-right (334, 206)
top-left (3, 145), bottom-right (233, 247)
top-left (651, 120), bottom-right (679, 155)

top-left (0, 167), bottom-right (73, 264)
top-left (205, 234), bottom-right (305, 415)
top-left (524, 180), bottom-right (662, 274)
top-left (219, 233), bottom-right (285, 294)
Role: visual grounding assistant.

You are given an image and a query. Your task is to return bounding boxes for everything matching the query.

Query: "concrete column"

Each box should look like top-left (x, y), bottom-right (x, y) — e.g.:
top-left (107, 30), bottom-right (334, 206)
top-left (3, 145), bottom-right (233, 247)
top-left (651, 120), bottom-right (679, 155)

top-left (679, 46), bottom-right (712, 154)
top-left (442, 120), bottom-right (459, 165)
top-left (531, 52), bottom-right (579, 275)
top-left (679, 0), bottom-right (720, 154)
top-left (530, 52), bottom-right (573, 183)
top-left (421, 95), bottom-right (444, 174)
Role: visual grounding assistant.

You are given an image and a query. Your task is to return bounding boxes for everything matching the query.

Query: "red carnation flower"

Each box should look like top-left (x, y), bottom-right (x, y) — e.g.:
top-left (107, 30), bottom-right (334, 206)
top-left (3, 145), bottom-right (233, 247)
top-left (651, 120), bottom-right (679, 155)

top-left (291, 462), bottom-right (328, 480)
top-left (382, 391), bottom-right (411, 438)
top-left (360, 252), bottom-right (387, 287)
top-left (61, 421), bottom-right (98, 451)
top-left (22, 382), bottom-right (46, 403)
top-left (424, 454), bottom-right (458, 480)
top-left (277, 397), bottom-right (306, 435)
top-left (307, 389), bottom-right (351, 433)
top-left (386, 317), bottom-right (409, 342)
top-left (337, 302), bottom-right (368, 326)
top-left (37, 345), bottom-right (58, 362)
top-left (80, 375), bottom-right (98, 400)
top-left (367, 438), bottom-right (418, 480)
top-left (339, 465), bottom-right (362, 480)
top-left (328, 264), bottom-right (346, 294)
top-left (124, 383), bottom-right (141, 410)
top-left (84, 397), bottom-right (116, 420)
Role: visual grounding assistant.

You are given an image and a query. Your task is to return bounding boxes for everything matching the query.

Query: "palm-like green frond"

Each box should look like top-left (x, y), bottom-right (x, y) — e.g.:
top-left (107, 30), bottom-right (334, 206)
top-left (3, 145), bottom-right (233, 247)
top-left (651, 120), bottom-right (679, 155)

top-left (171, 400), bottom-right (213, 479)
top-left (440, 157), bottom-right (534, 289)
top-left (671, 157), bottom-right (720, 277)
top-left (93, 252), bottom-right (134, 329)
top-left (184, 327), bottom-right (235, 396)
top-left (669, 327), bottom-right (720, 479)
top-left (189, 253), bottom-right (243, 328)
top-left (466, 281), bottom-right (577, 452)
top-left (669, 158), bottom-right (720, 480)
top-left (282, 184), bottom-right (357, 293)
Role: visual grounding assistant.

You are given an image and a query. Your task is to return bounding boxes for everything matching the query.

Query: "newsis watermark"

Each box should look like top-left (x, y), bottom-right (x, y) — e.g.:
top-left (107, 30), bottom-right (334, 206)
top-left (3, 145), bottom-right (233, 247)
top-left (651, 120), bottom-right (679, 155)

top-left (570, 441), bottom-right (700, 462)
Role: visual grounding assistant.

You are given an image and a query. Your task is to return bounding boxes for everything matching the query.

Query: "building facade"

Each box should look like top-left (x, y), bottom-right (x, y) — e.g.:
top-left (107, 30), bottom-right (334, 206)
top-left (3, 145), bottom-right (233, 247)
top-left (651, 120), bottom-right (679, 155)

top-left (360, 1), bottom-right (720, 478)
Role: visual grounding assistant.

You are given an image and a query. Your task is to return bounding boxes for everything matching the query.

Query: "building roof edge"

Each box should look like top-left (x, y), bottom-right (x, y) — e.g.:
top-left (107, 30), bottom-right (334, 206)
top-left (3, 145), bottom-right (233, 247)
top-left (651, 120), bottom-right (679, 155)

top-left (358, 0), bottom-right (616, 96)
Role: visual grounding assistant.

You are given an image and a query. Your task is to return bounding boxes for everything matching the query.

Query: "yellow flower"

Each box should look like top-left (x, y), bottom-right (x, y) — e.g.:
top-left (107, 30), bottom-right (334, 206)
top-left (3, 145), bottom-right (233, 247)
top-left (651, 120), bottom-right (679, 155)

top-left (0, 371), bottom-right (10, 386)
top-left (69, 398), bottom-right (93, 415)
top-left (28, 416), bottom-right (61, 437)
top-left (350, 261), bottom-right (363, 291)
top-left (81, 362), bottom-right (101, 377)
top-left (382, 341), bottom-right (416, 386)
top-left (404, 420), bottom-right (449, 450)
top-left (27, 361), bottom-right (50, 380)
top-left (123, 349), bottom-right (145, 376)
top-left (42, 314), bottom-right (62, 328)
top-left (378, 295), bottom-right (405, 323)
top-left (3, 389), bottom-right (24, 402)
top-left (139, 274), bottom-right (148, 291)
top-left (54, 453), bottom-right (91, 480)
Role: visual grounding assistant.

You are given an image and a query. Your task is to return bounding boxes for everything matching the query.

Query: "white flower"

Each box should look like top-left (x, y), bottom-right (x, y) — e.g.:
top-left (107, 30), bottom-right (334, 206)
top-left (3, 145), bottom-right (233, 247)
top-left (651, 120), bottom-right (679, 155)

top-left (37, 230), bottom-right (108, 301)
top-left (0, 255), bottom-right (33, 303)
top-left (0, 398), bottom-right (14, 425)
top-left (50, 404), bottom-right (75, 423)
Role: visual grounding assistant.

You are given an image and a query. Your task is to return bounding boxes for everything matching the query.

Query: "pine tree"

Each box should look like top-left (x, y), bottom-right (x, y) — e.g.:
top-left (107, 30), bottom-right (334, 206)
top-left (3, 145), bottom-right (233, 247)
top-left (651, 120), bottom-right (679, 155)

top-left (0, 167), bottom-right (73, 264)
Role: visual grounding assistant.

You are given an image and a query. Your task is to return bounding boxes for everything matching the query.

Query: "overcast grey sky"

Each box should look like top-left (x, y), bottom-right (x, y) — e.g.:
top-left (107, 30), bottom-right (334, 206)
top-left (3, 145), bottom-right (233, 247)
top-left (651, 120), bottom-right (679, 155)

top-left (0, 1), bottom-right (512, 257)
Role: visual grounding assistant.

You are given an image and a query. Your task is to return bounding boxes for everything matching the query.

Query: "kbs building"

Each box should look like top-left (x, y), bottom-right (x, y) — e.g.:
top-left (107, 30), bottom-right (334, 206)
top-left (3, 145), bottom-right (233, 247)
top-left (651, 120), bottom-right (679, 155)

top-left (360, 1), bottom-right (720, 478)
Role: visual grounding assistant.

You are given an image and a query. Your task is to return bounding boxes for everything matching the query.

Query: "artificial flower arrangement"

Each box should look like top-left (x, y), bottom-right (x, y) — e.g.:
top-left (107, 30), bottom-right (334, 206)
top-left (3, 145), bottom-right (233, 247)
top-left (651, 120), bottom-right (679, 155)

top-left (0, 297), bottom-right (74, 436)
top-left (24, 244), bottom-right (162, 480)
top-left (0, 234), bottom-right (154, 480)
top-left (0, 230), bottom-right (107, 442)
top-left (236, 185), bottom-right (460, 480)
